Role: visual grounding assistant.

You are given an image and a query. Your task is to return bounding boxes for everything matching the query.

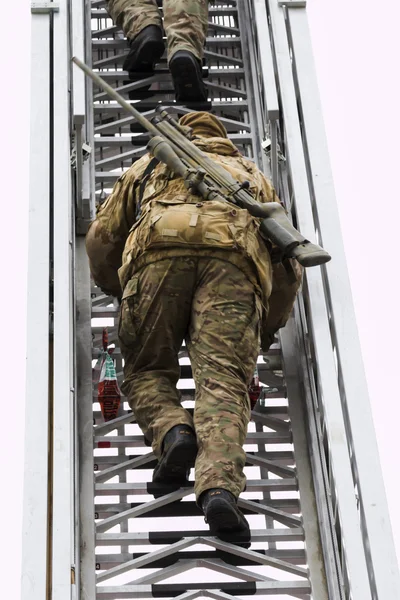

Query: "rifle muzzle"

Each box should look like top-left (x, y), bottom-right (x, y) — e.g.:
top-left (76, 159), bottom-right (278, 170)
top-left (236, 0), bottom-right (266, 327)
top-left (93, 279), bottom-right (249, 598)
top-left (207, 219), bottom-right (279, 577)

top-left (147, 137), bottom-right (187, 177)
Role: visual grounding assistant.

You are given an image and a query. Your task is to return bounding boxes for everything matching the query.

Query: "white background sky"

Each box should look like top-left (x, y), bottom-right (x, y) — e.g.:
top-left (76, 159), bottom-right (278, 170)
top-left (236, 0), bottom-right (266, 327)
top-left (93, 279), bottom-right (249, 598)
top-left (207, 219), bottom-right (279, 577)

top-left (1, 0), bottom-right (399, 596)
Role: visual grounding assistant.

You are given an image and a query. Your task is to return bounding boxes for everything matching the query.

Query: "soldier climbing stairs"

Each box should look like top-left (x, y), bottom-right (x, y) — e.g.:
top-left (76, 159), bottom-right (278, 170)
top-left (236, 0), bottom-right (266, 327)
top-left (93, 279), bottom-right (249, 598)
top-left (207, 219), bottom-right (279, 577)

top-left (22, 1), bottom-right (400, 600)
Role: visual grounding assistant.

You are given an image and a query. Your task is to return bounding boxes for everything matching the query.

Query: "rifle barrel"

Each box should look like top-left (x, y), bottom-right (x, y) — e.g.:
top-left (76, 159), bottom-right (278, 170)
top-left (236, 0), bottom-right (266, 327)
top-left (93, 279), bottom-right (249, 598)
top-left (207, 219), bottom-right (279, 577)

top-left (72, 56), bottom-right (160, 138)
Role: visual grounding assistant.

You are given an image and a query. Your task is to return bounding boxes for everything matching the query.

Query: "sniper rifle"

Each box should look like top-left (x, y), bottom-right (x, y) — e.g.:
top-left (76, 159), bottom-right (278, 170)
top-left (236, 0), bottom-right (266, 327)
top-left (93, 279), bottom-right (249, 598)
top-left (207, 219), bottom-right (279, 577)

top-left (72, 56), bottom-right (331, 268)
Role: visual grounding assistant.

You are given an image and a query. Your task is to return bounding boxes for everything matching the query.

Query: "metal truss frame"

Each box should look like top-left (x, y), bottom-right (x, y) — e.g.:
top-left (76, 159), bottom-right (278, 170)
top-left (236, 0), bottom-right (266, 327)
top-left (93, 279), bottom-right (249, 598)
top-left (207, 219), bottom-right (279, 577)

top-left (272, 1), bottom-right (400, 597)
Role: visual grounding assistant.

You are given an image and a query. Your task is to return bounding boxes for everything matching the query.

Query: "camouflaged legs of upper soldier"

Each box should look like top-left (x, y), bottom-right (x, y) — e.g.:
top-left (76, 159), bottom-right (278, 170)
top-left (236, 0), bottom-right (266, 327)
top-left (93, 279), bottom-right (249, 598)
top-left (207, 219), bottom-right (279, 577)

top-left (106, 0), bottom-right (209, 104)
top-left (153, 424), bottom-right (251, 548)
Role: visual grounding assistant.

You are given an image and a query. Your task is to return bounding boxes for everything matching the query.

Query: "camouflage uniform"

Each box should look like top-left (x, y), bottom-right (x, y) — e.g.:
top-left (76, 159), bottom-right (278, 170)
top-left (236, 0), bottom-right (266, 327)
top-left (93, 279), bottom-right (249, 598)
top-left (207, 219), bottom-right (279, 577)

top-left (106, 0), bottom-right (208, 61)
top-left (119, 256), bottom-right (261, 498)
top-left (86, 112), bottom-right (301, 500)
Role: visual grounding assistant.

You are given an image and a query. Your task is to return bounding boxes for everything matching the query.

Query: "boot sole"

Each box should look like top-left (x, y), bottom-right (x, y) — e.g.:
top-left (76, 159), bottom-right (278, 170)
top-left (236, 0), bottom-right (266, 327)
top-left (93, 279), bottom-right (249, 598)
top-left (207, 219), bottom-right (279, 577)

top-left (123, 39), bottom-right (165, 74)
top-left (169, 55), bottom-right (208, 102)
top-left (153, 436), bottom-right (198, 483)
top-left (206, 498), bottom-right (251, 548)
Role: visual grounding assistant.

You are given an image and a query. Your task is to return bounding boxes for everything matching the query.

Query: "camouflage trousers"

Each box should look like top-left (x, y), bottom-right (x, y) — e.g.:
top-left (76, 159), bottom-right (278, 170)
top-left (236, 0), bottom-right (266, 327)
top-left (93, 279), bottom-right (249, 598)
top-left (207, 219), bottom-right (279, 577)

top-left (106, 0), bottom-right (208, 61)
top-left (119, 256), bottom-right (262, 499)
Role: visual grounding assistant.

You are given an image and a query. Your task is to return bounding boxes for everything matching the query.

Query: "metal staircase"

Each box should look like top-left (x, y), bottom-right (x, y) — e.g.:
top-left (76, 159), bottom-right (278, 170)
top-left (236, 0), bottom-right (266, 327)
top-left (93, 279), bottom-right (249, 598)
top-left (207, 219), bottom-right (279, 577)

top-left (23, 1), bottom-right (400, 600)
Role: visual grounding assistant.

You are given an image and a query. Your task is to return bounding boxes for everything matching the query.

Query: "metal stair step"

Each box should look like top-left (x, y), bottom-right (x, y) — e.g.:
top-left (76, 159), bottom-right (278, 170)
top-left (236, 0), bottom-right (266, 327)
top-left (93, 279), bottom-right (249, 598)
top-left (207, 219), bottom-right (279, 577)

top-left (94, 479), bottom-right (298, 496)
top-left (93, 48), bottom-right (244, 69)
top-left (94, 431), bottom-right (293, 447)
top-left (92, 37), bottom-right (242, 50)
top-left (96, 581), bottom-right (311, 598)
top-left (93, 100), bottom-right (249, 113)
top-left (94, 497), bottom-right (301, 519)
top-left (95, 527), bottom-right (305, 545)
top-left (95, 549), bottom-right (308, 570)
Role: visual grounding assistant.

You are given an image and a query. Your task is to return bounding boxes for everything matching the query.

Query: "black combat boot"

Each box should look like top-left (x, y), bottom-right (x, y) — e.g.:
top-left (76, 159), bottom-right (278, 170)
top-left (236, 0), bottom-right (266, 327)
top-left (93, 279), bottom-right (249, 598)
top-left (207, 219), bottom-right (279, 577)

top-left (200, 488), bottom-right (251, 548)
top-left (152, 425), bottom-right (198, 490)
top-left (123, 25), bottom-right (165, 75)
top-left (169, 50), bottom-right (208, 104)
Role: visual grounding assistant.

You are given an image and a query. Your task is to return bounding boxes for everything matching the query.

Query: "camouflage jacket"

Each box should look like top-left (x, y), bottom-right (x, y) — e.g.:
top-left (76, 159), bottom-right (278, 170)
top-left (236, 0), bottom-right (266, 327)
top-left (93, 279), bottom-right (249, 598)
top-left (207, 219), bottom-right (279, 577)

top-left (86, 112), bottom-right (301, 349)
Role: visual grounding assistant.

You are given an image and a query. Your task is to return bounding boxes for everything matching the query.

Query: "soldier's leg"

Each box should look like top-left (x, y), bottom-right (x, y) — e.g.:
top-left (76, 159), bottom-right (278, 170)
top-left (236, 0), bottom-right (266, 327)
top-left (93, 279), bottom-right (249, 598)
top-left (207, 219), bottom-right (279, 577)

top-left (165, 0), bottom-right (209, 103)
top-left (119, 257), bottom-right (196, 459)
top-left (163, 0), bottom-right (208, 61)
top-left (106, 0), bottom-right (161, 40)
top-left (186, 258), bottom-right (262, 544)
top-left (105, 1), bottom-right (165, 74)
top-left (186, 259), bottom-right (262, 499)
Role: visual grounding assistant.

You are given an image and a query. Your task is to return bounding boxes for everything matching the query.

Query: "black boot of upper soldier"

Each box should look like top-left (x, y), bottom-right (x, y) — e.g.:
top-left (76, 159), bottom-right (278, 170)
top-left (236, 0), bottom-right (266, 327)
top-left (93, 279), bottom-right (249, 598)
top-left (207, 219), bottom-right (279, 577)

top-left (200, 488), bottom-right (251, 548)
top-left (123, 25), bottom-right (165, 75)
top-left (169, 50), bottom-right (208, 105)
top-left (152, 425), bottom-right (198, 495)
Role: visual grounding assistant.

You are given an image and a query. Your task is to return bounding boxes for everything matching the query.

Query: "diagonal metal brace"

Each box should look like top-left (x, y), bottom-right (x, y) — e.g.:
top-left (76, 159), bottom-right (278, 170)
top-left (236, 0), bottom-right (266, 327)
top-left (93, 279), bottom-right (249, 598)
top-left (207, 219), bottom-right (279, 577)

top-left (31, 2), bottom-right (60, 13)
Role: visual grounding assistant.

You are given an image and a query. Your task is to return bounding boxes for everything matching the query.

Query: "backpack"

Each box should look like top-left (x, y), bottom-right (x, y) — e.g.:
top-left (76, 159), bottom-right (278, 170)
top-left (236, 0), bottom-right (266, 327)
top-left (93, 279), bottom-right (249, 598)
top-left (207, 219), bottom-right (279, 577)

top-left (260, 258), bottom-right (303, 351)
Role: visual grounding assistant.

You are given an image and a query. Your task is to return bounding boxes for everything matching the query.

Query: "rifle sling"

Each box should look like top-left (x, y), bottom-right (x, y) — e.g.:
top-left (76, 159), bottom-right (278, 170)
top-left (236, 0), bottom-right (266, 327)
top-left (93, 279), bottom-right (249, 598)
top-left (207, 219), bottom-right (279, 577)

top-left (135, 157), bottom-right (160, 220)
